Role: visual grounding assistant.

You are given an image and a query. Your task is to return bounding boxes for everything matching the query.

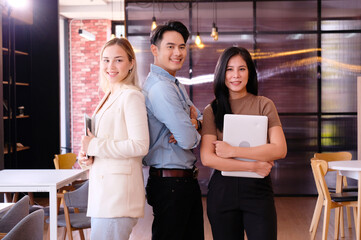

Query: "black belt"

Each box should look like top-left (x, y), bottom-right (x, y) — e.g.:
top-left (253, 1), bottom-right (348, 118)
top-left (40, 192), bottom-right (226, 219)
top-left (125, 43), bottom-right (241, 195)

top-left (149, 167), bottom-right (198, 179)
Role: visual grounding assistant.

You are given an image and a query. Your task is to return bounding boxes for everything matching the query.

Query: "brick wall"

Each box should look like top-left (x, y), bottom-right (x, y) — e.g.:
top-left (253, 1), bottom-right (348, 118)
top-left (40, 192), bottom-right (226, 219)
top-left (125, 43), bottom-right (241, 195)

top-left (70, 19), bottom-right (111, 154)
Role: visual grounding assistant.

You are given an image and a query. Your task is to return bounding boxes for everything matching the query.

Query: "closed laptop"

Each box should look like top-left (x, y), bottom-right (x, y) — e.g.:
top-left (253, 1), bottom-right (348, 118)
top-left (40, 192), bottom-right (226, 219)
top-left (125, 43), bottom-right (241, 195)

top-left (221, 114), bottom-right (268, 178)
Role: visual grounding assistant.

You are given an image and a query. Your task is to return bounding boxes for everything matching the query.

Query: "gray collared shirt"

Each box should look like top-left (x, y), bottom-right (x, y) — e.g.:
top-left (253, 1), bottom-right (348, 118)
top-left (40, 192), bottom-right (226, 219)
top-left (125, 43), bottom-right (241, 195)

top-left (142, 64), bottom-right (201, 169)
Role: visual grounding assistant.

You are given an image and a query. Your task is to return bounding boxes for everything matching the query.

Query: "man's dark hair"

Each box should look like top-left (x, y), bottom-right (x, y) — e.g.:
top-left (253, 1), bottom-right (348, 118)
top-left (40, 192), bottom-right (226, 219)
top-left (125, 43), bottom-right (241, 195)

top-left (150, 20), bottom-right (190, 46)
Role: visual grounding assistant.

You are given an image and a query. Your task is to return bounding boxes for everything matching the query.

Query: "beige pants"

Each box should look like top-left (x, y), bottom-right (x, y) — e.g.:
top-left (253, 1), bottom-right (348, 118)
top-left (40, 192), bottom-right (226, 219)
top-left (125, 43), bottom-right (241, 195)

top-left (91, 217), bottom-right (138, 240)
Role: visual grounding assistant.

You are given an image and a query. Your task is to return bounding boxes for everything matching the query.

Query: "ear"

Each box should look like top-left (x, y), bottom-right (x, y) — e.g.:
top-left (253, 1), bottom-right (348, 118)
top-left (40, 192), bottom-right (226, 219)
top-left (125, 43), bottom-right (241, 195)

top-left (130, 58), bottom-right (135, 70)
top-left (150, 44), bottom-right (158, 57)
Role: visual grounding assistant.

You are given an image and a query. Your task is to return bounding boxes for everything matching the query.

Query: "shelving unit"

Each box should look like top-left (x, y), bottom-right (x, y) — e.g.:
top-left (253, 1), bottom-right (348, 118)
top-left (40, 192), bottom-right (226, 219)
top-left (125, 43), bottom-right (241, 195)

top-left (2, 9), bottom-right (32, 169)
top-left (3, 81), bottom-right (30, 86)
top-left (1, 0), bottom-right (60, 171)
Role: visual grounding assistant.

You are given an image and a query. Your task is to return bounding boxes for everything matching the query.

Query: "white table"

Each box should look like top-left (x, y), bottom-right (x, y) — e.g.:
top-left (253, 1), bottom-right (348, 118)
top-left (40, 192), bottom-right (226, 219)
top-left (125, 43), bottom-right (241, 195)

top-left (0, 203), bottom-right (14, 218)
top-left (0, 169), bottom-right (88, 240)
top-left (328, 160), bottom-right (361, 240)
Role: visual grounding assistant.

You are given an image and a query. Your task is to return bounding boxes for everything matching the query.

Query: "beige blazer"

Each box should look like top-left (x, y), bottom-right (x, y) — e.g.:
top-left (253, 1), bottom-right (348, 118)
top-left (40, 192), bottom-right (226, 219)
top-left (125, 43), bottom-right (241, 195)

top-left (86, 86), bottom-right (149, 218)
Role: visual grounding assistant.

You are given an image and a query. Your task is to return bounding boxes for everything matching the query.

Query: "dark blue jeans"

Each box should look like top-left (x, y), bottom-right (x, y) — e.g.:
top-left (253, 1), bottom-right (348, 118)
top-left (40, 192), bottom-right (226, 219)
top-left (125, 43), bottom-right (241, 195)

top-left (146, 176), bottom-right (204, 240)
top-left (207, 171), bottom-right (277, 240)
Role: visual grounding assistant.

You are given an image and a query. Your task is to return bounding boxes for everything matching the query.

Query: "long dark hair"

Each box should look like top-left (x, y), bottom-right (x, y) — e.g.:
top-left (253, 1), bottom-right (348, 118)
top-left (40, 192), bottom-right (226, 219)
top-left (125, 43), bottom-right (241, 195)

top-left (211, 47), bottom-right (258, 131)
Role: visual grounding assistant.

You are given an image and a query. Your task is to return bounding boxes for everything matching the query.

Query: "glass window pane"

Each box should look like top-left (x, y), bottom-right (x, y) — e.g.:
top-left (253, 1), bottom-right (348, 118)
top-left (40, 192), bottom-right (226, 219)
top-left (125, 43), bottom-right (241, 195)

top-left (124, 1), bottom-right (361, 196)
top-left (321, 115), bottom-right (357, 152)
top-left (189, 34), bottom-right (253, 111)
top-left (127, 36), bottom-right (153, 86)
top-left (127, 2), bottom-right (189, 34)
top-left (257, 34), bottom-right (318, 113)
top-left (192, 2), bottom-right (253, 33)
top-left (272, 116), bottom-right (318, 195)
top-left (321, 33), bottom-right (361, 112)
top-left (257, 1), bottom-right (317, 32)
top-left (322, 0), bottom-right (361, 31)
top-left (128, 35), bottom-right (190, 86)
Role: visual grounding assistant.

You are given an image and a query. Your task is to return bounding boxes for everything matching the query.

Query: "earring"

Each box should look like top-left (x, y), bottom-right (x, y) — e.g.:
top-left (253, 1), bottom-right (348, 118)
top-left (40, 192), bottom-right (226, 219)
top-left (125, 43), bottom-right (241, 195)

top-left (129, 69), bottom-right (132, 73)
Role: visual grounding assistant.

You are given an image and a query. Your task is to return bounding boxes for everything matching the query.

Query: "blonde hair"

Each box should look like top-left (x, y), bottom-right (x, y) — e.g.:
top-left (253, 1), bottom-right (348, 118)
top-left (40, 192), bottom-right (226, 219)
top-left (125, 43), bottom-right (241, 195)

top-left (99, 38), bottom-right (139, 93)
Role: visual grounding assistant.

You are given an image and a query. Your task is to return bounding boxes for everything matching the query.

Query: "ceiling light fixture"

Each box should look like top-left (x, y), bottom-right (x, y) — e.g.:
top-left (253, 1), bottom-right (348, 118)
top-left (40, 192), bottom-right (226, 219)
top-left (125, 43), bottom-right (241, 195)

top-left (195, 1), bottom-right (204, 48)
top-left (110, 0), bottom-right (116, 39)
top-left (151, 0), bottom-right (157, 30)
top-left (210, 0), bottom-right (218, 41)
top-left (7, 0), bottom-right (28, 9)
top-left (78, 29), bottom-right (95, 41)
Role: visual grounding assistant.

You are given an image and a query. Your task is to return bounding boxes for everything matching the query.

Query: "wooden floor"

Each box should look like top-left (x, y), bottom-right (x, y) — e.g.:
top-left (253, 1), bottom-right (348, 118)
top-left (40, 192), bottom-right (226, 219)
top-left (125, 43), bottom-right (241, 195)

top-left (39, 196), bottom-right (357, 240)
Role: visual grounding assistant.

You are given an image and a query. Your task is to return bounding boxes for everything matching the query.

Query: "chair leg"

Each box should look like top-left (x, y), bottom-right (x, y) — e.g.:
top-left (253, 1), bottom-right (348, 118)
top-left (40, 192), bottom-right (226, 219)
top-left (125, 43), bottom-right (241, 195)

top-left (334, 207), bottom-right (341, 239)
top-left (354, 207), bottom-right (358, 231)
top-left (46, 225), bottom-right (50, 240)
top-left (79, 229), bottom-right (85, 240)
top-left (322, 204), bottom-right (331, 240)
top-left (5, 193), bottom-right (12, 202)
top-left (66, 227), bottom-right (73, 240)
top-left (28, 192), bottom-right (35, 205)
top-left (63, 227), bottom-right (67, 240)
top-left (311, 202), bottom-right (323, 240)
top-left (310, 195), bottom-right (323, 232)
top-left (346, 206), bottom-right (352, 229)
top-left (340, 207), bottom-right (345, 238)
top-left (12, 193), bottom-right (19, 202)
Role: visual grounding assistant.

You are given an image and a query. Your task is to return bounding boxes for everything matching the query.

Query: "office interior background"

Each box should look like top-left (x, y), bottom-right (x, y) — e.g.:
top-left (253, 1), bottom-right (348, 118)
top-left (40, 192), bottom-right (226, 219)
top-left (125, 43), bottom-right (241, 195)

top-left (1, 0), bottom-right (361, 196)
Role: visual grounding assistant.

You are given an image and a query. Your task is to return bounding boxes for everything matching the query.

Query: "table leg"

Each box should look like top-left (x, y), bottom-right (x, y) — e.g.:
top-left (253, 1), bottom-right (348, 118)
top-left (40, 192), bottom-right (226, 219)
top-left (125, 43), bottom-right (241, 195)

top-left (49, 187), bottom-right (57, 240)
top-left (357, 172), bottom-right (361, 240)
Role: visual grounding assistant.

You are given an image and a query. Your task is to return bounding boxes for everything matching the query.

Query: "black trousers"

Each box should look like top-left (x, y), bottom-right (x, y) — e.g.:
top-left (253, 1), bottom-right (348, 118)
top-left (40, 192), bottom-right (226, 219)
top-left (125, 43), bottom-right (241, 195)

top-left (207, 170), bottom-right (277, 240)
top-left (146, 176), bottom-right (204, 240)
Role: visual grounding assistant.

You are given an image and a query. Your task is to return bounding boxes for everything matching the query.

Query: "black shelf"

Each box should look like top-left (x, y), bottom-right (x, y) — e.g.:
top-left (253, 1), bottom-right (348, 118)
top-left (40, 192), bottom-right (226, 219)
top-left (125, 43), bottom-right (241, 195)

top-left (2, 14), bottom-right (32, 169)
top-left (1, 0), bottom-right (60, 171)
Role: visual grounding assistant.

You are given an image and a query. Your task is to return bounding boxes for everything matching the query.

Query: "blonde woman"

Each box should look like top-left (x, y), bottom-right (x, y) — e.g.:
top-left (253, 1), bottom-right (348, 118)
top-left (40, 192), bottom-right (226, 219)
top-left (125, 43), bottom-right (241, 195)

top-left (78, 38), bottom-right (149, 240)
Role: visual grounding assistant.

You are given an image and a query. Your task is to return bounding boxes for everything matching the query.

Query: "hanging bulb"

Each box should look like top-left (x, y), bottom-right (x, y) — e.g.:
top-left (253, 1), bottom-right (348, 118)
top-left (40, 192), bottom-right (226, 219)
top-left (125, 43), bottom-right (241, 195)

top-left (151, 16), bottom-right (157, 31)
top-left (111, 33), bottom-right (116, 39)
top-left (211, 22), bottom-right (217, 38)
top-left (195, 32), bottom-right (202, 46)
top-left (211, 23), bottom-right (218, 41)
top-left (213, 26), bottom-right (218, 41)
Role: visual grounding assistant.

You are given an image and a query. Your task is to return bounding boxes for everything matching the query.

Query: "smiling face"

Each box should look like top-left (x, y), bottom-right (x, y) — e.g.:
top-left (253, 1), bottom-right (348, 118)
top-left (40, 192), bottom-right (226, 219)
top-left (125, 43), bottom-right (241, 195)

top-left (101, 44), bottom-right (134, 86)
top-left (225, 54), bottom-right (249, 99)
top-left (151, 31), bottom-right (187, 76)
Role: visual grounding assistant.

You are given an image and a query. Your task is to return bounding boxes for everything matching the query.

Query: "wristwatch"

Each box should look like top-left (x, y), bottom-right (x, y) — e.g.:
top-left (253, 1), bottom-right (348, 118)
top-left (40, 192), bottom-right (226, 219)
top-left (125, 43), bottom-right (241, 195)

top-left (196, 119), bottom-right (202, 130)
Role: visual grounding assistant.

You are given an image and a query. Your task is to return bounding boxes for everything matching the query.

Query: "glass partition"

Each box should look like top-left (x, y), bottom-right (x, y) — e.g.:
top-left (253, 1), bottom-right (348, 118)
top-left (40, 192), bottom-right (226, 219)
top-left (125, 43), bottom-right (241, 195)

top-left (125, 0), bottom-right (361, 195)
top-left (257, 1), bottom-right (317, 32)
top-left (321, 33), bottom-right (361, 113)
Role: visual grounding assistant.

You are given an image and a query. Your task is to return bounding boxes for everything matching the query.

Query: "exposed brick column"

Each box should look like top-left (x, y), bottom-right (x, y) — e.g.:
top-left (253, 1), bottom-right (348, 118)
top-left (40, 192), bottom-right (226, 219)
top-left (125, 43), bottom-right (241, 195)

top-left (69, 19), bottom-right (111, 154)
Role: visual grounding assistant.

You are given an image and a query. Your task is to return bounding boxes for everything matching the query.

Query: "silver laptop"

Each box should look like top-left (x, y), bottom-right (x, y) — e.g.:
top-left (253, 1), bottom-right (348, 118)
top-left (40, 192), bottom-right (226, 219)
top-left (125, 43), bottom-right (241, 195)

top-left (221, 114), bottom-right (268, 178)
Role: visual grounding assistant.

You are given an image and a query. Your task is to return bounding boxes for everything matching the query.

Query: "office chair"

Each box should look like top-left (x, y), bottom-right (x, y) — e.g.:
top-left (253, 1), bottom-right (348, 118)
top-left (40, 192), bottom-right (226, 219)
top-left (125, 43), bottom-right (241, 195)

top-left (2, 209), bottom-right (44, 240)
top-left (0, 195), bottom-right (29, 233)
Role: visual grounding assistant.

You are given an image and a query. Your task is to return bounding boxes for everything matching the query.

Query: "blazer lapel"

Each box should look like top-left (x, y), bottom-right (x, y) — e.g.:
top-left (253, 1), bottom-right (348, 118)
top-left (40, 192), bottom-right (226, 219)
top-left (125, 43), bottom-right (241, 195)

top-left (92, 89), bottom-right (124, 136)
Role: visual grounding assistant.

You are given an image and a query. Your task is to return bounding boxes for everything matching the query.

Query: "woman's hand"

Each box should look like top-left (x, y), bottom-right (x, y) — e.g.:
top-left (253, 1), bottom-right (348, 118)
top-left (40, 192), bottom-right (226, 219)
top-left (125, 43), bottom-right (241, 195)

top-left (78, 150), bottom-right (94, 166)
top-left (81, 128), bottom-right (95, 153)
top-left (213, 141), bottom-right (235, 158)
top-left (253, 161), bottom-right (274, 177)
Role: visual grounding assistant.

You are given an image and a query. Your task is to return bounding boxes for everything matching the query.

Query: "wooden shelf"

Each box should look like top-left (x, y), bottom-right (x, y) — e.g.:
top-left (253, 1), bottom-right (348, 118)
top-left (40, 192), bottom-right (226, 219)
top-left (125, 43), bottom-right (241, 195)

top-left (3, 115), bottom-right (30, 120)
top-left (4, 146), bottom-right (30, 154)
top-left (2, 47), bottom-right (29, 56)
top-left (3, 81), bottom-right (30, 86)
